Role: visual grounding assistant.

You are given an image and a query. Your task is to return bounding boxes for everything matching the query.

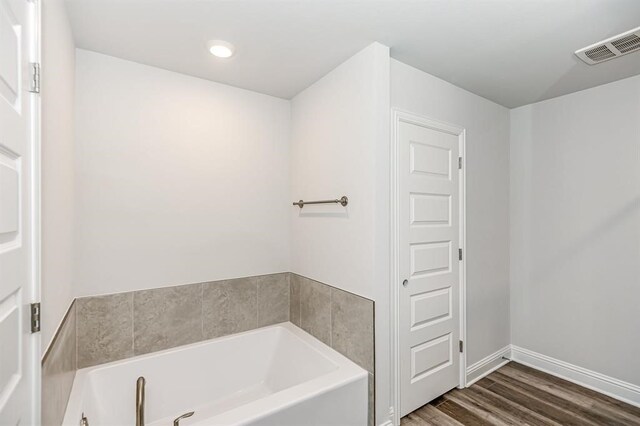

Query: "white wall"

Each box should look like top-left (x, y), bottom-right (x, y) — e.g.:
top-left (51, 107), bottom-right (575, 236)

top-left (41, 0), bottom-right (76, 353)
top-left (290, 42), bottom-right (389, 300)
top-left (390, 59), bottom-right (511, 368)
top-left (290, 43), bottom-right (391, 424)
top-left (74, 50), bottom-right (291, 296)
top-left (510, 75), bottom-right (640, 386)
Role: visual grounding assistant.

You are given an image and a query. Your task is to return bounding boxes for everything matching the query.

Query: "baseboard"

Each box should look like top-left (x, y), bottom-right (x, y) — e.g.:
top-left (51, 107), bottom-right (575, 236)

top-left (511, 345), bottom-right (640, 408)
top-left (465, 345), bottom-right (511, 386)
top-left (378, 421), bottom-right (393, 426)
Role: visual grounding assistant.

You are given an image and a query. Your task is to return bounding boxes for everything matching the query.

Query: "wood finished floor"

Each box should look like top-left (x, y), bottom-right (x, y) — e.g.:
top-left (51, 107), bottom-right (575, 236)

top-left (401, 362), bottom-right (640, 426)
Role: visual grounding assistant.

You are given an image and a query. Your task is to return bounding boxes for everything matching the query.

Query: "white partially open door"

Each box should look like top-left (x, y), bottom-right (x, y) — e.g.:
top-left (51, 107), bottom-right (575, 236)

top-left (0, 0), bottom-right (39, 423)
top-left (398, 118), bottom-right (462, 417)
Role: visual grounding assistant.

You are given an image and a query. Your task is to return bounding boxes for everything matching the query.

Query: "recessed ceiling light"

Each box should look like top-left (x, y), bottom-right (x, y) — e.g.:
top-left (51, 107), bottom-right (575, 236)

top-left (208, 40), bottom-right (235, 58)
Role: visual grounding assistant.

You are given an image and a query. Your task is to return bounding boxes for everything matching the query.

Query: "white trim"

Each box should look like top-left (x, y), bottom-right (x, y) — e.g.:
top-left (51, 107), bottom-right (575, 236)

top-left (511, 345), bottom-right (640, 408)
top-left (378, 421), bottom-right (394, 426)
top-left (389, 109), bottom-right (400, 426)
top-left (389, 109), bottom-right (467, 426)
top-left (29, 0), bottom-right (42, 423)
top-left (465, 345), bottom-right (511, 386)
top-left (458, 127), bottom-right (467, 390)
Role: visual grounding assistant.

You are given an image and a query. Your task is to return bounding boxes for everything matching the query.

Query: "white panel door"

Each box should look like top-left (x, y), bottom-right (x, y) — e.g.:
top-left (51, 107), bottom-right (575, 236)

top-left (399, 120), bottom-right (460, 416)
top-left (0, 0), bottom-right (37, 423)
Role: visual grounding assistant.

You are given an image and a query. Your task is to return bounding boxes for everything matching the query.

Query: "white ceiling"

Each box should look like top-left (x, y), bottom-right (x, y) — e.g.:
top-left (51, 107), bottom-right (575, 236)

top-left (64, 0), bottom-right (640, 108)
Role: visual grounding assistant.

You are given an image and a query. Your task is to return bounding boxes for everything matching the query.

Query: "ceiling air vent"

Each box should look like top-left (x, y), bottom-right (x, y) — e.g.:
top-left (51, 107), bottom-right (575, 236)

top-left (575, 26), bottom-right (640, 65)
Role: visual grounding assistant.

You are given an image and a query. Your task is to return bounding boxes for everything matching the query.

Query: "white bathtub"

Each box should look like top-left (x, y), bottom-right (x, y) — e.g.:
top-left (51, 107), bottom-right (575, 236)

top-left (63, 322), bottom-right (368, 426)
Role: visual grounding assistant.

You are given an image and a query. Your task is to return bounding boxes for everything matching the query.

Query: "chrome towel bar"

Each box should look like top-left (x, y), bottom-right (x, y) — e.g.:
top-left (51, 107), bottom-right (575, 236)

top-left (293, 196), bottom-right (348, 209)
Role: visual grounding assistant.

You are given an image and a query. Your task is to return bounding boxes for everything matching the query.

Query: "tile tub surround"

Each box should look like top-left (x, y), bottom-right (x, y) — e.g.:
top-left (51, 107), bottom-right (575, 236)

top-left (289, 273), bottom-right (375, 425)
top-left (75, 272), bottom-right (291, 368)
top-left (47, 272), bottom-right (374, 425)
top-left (203, 277), bottom-right (258, 339)
top-left (41, 302), bottom-right (77, 426)
top-left (75, 272), bottom-right (376, 370)
top-left (76, 292), bottom-right (134, 367)
top-left (134, 284), bottom-right (202, 354)
top-left (289, 273), bottom-right (375, 374)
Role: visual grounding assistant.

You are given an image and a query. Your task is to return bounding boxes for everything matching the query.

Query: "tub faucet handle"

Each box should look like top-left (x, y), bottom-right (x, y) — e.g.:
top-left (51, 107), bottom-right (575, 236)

top-left (174, 411), bottom-right (194, 426)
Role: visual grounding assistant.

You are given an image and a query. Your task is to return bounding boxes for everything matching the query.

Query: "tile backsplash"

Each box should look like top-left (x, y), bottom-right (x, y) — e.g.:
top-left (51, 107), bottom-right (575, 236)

top-left (41, 302), bottom-right (77, 426)
top-left (134, 283), bottom-right (203, 355)
top-left (290, 274), bottom-right (376, 426)
top-left (257, 274), bottom-right (290, 326)
top-left (203, 276), bottom-right (259, 339)
top-left (43, 272), bottom-right (374, 425)
top-left (76, 273), bottom-right (290, 367)
top-left (76, 292), bottom-right (134, 367)
top-left (290, 274), bottom-right (374, 374)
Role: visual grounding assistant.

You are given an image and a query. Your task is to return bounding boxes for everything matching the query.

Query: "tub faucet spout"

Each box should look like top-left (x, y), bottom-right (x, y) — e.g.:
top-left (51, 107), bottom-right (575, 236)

top-left (174, 411), bottom-right (195, 426)
top-left (136, 376), bottom-right (145, 426)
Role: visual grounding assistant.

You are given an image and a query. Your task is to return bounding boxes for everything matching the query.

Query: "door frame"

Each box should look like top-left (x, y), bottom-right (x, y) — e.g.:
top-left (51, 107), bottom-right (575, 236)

top-left (389, 109), bottom-right (466, 425)
top-left (29, 0), bottom-right (42, 422)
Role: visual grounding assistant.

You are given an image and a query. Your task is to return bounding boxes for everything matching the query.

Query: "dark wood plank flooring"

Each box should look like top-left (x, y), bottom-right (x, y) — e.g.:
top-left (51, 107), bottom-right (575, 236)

top-left (402, 362), bottom-right (640, 425)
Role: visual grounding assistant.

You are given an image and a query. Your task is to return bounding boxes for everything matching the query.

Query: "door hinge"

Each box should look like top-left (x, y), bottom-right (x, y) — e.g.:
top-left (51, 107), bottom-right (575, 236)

top-left (459, 340), bottom-right (464, 353)
top-left (29, 62), bottom-right (40, 94)
top-left (30, 302), bottom-right (41, 333)
top-left (459, 248), bottom-right (463, 261)
top-left (458, 157), bottom-right (462, 170)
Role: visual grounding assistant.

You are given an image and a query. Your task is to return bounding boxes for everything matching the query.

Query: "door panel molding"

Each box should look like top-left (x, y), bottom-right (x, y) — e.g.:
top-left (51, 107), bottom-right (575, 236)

top-left (390, 109), bottom-right (466, 425)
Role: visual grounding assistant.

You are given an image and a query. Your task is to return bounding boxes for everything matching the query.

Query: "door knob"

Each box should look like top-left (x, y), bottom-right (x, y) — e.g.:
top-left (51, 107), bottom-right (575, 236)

top-left (402, 279), bottom-right (409, 287)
